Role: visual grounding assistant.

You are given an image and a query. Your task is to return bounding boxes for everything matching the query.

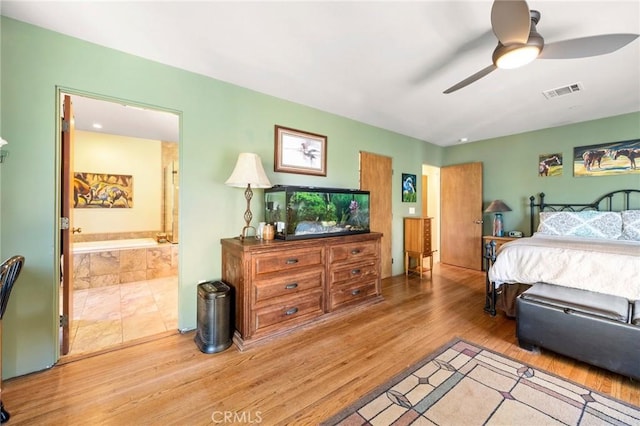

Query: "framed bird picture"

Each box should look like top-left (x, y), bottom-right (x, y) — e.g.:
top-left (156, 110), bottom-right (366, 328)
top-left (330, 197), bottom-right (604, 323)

top-left (274, 125), bottom-right (327, 176)
top-left (402, 173), bottom-right (417, 202)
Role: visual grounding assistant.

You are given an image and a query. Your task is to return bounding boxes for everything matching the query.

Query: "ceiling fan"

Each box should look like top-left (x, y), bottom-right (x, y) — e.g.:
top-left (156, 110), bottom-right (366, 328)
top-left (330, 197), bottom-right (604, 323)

top-left (443, 0), bottom-right (639, 94)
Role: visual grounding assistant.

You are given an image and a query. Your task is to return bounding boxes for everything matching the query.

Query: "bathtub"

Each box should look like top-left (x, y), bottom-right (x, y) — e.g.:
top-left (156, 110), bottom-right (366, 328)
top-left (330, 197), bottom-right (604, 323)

top-left (72, 237), bottom-right (177, 288)
top-left (73, 238), bottom-right (159, 254)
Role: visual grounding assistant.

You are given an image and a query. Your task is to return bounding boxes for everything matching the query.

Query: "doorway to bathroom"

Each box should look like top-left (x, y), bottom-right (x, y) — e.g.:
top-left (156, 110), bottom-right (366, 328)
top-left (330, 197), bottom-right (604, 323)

top-left (421, 165), bottom-right (441, 265)
top-left (59, 91), bottom-right (181, 359)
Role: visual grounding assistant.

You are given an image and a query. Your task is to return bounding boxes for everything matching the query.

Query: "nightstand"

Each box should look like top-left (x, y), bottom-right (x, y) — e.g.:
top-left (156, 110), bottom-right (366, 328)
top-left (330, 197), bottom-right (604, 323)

top-left (483, 235), bottom-right (518, 251)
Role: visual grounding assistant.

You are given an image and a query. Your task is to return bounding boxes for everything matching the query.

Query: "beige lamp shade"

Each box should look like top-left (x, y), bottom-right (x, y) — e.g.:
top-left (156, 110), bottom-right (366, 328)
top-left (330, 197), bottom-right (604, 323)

top-left (225, 153), bottom-right (272, 188)
top-left (225, 153), bottom-right (272, 239)
top-left (0, 138), bottom-right (8, 163)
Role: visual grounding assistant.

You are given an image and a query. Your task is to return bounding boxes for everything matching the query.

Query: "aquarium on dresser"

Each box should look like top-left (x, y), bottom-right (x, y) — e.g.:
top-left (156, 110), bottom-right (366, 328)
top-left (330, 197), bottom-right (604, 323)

top-left (264, 185), bottom-right (370, 240)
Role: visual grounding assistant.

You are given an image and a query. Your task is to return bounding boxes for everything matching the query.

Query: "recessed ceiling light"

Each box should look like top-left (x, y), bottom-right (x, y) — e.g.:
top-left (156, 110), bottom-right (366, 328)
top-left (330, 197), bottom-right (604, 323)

top-left (92, 123), bottom-right (103, 129)
top-left (459, 137), bottom-right (468, 143)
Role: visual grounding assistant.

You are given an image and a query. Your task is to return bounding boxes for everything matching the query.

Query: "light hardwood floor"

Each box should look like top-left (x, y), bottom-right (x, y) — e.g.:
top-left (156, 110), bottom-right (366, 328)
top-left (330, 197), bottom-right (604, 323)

top-left (4, 264), bottom-right (639, 425)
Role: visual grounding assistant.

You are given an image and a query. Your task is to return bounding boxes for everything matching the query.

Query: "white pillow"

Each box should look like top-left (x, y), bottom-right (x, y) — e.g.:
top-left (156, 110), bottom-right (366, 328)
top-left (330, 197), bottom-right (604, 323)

top-left (620, 210), bottom-right (640, 241)
top-left (537, 210), bottom-right (623, 239)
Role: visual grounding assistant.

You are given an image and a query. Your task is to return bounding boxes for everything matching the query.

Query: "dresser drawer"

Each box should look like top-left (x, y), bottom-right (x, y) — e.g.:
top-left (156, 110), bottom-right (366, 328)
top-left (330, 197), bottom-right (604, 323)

top-left (254, 291), bottom-right (324, 333)
top-left (253, 247), bottom-right (323, 276)
top-left (329, 281), bottom-right (377, 311)
top-left (329, 241), bottom-right (377, 264)
top-left (330, 261), bottom-right (378, 285)
top-left (423, 224), bottom-right (431, 252)
top-left (254, 269), bottom-right (323, 304)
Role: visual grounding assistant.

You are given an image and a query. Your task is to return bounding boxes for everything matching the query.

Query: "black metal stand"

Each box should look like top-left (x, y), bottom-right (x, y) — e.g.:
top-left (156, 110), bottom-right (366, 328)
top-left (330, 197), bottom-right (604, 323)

top-left (0, 401), bottom-right (9, 423)
top-left (483, 240), bottom-right (497, 316)
top-left (240, 184), bottom-right (257, 239)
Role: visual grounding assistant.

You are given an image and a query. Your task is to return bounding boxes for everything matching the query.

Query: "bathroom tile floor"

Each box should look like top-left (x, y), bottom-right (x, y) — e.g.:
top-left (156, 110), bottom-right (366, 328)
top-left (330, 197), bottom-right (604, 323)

top-left (67, 276), bottom-right (178, 357)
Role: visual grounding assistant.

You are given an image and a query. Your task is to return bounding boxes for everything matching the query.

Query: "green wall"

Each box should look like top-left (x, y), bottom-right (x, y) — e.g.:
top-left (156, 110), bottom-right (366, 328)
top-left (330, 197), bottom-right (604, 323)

top-left (0, 17), bottom-right (440, 378)
top-left (2, 16), bottom-right (638, 379)
top-left (444, 112), bottom-right (640, 236)
top-left (0, 16), bottom-right (3, 232)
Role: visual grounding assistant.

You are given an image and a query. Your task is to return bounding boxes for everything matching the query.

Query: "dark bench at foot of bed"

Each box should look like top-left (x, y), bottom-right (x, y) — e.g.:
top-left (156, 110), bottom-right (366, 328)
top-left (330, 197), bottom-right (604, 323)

top-left (516, 283), bottom-right (640, 381)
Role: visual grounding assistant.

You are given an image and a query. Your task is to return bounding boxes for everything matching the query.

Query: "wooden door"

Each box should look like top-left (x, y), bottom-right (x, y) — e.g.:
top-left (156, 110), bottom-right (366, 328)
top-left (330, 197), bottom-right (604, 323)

top-left (440, 162), bottom-right (483, 270)
top-left (360, 151), bottom-right (392, 278)
top-left (60, 95), bottom-right (75, 355)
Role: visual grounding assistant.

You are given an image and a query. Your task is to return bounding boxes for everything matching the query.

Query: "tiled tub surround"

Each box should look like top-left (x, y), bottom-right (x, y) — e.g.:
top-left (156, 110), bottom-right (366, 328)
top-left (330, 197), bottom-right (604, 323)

top-left (73, 239), bottom-right (178, 290)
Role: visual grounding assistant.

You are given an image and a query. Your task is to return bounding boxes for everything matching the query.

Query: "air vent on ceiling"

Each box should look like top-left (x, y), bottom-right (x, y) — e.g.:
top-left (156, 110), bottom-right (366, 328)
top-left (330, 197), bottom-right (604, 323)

top-left (542, 82), bottom-right (584, 99)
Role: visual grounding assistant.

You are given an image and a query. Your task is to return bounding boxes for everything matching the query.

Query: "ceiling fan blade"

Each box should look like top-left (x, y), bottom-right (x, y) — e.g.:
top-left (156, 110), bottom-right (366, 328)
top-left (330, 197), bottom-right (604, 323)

top-left (491, 0), bottom-right (531, 45)
top-left (540, 34), bottom-right (639, 59)
top-left (443, 65), bottom-right (497, 94)
top-left (410, 29), bottom-right (495, 85)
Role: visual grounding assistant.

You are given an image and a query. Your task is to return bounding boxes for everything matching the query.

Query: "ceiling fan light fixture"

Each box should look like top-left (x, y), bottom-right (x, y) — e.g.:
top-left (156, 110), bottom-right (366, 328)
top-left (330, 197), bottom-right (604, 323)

top-left (493, 44), bottom-right (540, 69)
top-left (493, 14), bottom-right (544, 70)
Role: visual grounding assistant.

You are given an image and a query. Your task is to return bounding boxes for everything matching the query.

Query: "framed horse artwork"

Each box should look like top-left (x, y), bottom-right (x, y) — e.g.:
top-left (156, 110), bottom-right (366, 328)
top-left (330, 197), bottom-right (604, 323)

top-left (573, 139), bottom-right (640, 177)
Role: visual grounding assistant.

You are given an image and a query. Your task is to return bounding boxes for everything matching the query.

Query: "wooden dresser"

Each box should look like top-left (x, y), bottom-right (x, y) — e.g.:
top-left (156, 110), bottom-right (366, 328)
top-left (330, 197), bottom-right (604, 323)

top-left (403, 217), bottom-right (435, 278)
top-left (221, 233), bottom-right (382, 350)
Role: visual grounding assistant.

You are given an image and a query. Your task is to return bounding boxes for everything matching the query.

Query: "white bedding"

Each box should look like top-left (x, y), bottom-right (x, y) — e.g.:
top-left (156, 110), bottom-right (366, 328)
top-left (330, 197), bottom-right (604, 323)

top-left (488, 234), bottom-right (640, 301)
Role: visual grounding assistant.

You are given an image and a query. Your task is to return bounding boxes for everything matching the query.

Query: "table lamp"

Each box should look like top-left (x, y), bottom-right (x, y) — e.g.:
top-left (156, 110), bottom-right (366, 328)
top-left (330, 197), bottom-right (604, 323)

top-left (225, 153), bottom-right (272, 239)
top-left (485, 199), bottom-right (512, 237)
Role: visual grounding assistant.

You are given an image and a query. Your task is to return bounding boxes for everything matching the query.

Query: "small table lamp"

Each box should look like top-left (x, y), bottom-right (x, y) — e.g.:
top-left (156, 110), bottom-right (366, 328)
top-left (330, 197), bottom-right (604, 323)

top-left (0, 138), bottom-right (8, 163)
top-left (484, 199), bottom-right (512, 237)
top-left (225, 153), bottom-right (272, 239)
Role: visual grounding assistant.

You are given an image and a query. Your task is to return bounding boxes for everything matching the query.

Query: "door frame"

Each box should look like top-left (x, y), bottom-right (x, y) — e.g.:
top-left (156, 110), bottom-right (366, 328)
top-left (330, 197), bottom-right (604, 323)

top-left (54, 86), bottom-right (183, 359)
top-left (421, 165), bottom-right (441, 264)
top-left (60, 94), bottom-right (74, 355)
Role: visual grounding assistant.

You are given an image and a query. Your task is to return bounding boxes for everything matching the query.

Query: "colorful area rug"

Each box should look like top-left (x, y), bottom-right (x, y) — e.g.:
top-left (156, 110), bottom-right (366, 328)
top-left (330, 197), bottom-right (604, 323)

top-left (323, 339), bottom-right (640, 425)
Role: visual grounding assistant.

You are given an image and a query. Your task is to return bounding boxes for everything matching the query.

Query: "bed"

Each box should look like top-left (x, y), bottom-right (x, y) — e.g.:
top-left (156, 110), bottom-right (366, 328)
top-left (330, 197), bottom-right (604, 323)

top-left (484, 189), bottom-right (640, 317)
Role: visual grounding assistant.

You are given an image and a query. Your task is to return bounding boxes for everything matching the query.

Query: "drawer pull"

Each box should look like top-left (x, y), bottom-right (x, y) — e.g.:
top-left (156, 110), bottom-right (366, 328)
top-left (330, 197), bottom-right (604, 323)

top-left (285, 258), bottom-right (299, 265)
top-left (351, 269), bottom-right (361, 275)
top-left (351, 249), bottom-right (361, 255)
top-left (351, 289), bottom-right (361, 296)
top-left (285, 307), bottom-right (299, 316)
top-left (285, 283), bottom-right (298, 290)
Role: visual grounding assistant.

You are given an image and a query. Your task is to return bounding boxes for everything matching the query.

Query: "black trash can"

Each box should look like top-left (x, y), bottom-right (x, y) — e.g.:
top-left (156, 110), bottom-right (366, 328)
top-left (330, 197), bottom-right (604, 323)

top-left (194, 280), bottom-right (232, 353)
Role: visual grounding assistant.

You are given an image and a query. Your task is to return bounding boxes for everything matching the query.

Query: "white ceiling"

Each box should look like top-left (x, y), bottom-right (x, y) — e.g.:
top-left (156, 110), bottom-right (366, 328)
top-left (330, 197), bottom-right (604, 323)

top-left (67, 94), bottom-right (180, 143)
top-left (3, 1), bottom-right (640, 146)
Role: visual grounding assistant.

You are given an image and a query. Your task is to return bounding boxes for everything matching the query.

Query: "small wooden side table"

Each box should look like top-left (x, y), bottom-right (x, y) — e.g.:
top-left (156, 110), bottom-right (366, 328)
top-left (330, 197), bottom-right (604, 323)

top-left (405, 250), bottom-right (437, 278)
top-left (404, 217), bottom-right (435, 278)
